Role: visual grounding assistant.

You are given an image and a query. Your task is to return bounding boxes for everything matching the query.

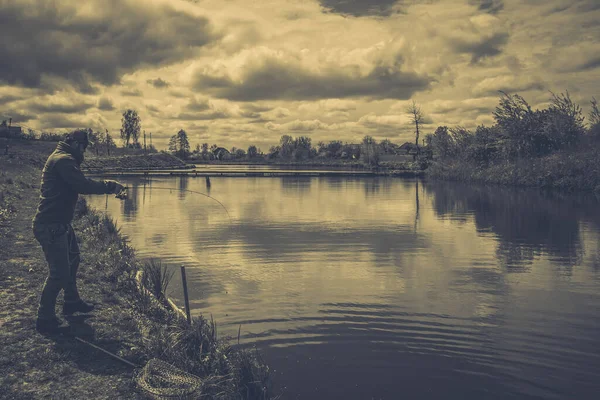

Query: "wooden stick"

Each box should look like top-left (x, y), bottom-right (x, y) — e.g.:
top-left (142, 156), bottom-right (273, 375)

top-left (181, 265), bottom-right (191, 324)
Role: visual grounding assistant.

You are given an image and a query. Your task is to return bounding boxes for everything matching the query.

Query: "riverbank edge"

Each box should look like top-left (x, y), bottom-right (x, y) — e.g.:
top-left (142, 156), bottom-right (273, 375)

top-left (425, 149), bottom-right (600, 194)
top-left (70, 200), bottom-right (273, 399)
top-left (0, 146), bottom-right (272, 399)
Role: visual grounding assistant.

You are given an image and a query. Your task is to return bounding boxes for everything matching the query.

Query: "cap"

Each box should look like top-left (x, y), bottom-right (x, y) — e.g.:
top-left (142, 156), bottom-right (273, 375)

top-left (67, 130), bottom-right (89, 148)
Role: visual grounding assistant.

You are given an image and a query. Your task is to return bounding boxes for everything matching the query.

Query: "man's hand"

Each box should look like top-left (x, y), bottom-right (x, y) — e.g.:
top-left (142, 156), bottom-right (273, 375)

top-left (115, 186), bottom-right (128, 200)
top-left (106, 180), bottom-right (125, 194)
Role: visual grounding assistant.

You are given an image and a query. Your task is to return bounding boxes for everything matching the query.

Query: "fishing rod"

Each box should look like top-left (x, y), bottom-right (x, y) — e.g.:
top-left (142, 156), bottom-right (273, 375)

top-left (115, 185), bottom-right (233, 223)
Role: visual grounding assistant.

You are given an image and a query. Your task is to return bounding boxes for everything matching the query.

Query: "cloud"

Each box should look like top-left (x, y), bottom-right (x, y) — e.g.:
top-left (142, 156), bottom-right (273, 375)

top-left (299, 99), bottom-right (358, 112)
top-left (191, 44), bottom-right (432, 101)
top-left (172, 99), bottom-right (247, 120)
top-left (260, 107), bottom-right (291, 121)
top-left (472, 74), bottom-right (545, 96)
top-left (146, 104), bottom-right (161, 113)
top-left (0, 0), bottom-right (218, 92)
top-left (26, 97), bottom-right (95, 114)
top-left (0, 94), bottom-right (24, 106)
top-left (266, 119), bottom-right (329, 131)
top-left (543, 42), bottom-right (600, 73)
top-left (0, 109), bottom-right (35, 123)
top-left (442, 13), bottom-right (509, 63)
top-left (37, 112), bottom-right (108, 131)
top-left (147, 77), bottom-right (171, 88)
top-left (97, 96), bottom-right (115, 111)
top-left (326, 110), bottom-right (351, 119)
top-left (358, 113), bottom-right (412, 129)
top-left (169, 89), bottom-right (191, 98)
top-left (469, 0), bottom-right (504, 14)
top-left (121, 88), bottom-right (143, 97)
top-left (422, 97), bottom-right (499, 114)
top-left (319, 0), bottom-right (399, 17)
top-left (185, 96), bottom-right (211, 112)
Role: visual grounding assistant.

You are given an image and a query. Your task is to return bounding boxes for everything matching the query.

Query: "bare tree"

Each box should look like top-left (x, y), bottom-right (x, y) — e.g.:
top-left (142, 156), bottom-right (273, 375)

top-left (406, 100), bottom-right (424, 155)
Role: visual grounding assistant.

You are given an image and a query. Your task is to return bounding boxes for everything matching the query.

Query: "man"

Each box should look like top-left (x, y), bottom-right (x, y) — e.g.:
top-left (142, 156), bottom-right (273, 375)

top-left (32, 130), bottom-right (125, 334)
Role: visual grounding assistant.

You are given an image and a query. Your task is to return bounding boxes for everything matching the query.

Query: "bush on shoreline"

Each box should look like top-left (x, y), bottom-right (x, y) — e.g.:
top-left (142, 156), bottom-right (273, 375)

top-left (426, 147), bottom-right (600, 193)
top-left (424, 91), bottom-right (600, 192)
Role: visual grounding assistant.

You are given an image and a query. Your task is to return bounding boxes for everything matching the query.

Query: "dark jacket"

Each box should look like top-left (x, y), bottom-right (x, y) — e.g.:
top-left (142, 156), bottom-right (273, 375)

top-left (33, 141), bottom-right (116, 225)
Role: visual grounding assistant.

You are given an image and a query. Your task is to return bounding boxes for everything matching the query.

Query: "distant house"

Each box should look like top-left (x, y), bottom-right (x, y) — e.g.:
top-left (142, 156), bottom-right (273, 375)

top-left (0, 125), bottom-right (22, 138)
top-left (212, 147), bottom-right (231, 161)
top-left (398, 142), bottom-right (419, 154)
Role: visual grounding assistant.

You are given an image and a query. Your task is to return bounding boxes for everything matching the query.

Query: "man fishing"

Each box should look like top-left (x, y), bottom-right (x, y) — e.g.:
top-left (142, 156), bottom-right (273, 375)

top-left (32, 129), bottom-right (126, 334)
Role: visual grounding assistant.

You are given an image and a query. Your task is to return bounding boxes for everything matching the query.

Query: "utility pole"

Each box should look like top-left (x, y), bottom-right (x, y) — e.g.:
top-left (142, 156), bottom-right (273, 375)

top-left (143, 130), bottom-right (147, 154)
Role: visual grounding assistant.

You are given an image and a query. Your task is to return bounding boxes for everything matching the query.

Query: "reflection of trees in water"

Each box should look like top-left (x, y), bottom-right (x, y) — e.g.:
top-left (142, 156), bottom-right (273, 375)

top-left (363, 177), bottom-right (393, 197)
top-left (121, 181), bottom-right (140, 218)
top-left (424, 181), bottom-right (588, 273)
top-left (594, 251), bottom-right (600, 272)
top-left (280, 177), bottom-right (312, 194)
top-left (177, 176), bottom-right (189, 200)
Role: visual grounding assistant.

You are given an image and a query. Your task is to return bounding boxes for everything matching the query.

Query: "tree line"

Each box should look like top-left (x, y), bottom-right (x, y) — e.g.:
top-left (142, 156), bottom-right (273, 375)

top-left (4, 90), bottom-right (598, 168)
top-left (424, 91), bottom-right (600, 166)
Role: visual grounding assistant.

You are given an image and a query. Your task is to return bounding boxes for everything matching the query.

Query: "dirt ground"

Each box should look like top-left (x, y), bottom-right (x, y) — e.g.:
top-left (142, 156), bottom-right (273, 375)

top-left (0, 141), bottom-right (146, 399)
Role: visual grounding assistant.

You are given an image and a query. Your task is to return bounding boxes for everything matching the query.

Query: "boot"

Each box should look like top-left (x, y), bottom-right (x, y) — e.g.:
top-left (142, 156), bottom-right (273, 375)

top-left (36, 317), bottom-right (65, 335)
top-left (62, 300), bottom-right (95, 315)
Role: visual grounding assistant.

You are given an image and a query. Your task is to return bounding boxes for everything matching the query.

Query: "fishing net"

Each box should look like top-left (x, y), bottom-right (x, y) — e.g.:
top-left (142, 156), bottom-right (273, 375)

top-left (135, 358), bottom-right (203, 399)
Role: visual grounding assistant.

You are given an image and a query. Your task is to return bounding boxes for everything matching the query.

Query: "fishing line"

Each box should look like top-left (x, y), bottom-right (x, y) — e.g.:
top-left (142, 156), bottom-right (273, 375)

top-left (145, 186), bottom-right (233, 223)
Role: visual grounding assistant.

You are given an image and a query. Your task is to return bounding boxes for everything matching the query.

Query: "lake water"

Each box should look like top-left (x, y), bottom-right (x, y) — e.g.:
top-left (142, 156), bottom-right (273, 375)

top-left (85, 175), bottom-right (600, 399)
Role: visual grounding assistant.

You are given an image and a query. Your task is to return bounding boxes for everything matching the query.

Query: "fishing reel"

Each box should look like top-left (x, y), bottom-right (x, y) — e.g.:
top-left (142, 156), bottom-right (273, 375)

top-left (115, 187), bottom-right (128, 200)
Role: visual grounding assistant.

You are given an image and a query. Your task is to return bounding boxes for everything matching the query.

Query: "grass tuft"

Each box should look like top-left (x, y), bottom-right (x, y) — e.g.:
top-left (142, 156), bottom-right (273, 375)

top-left (141, 259), bottom-right (174, 303)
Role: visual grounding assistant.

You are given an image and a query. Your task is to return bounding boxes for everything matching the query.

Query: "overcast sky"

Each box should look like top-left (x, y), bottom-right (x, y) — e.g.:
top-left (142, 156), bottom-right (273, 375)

top-left (1, 0), bottom-right (599, 150)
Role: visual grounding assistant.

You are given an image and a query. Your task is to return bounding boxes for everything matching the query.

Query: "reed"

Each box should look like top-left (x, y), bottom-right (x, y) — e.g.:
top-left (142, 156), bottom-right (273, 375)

top-left (141, 258), bottom-right (174, 303)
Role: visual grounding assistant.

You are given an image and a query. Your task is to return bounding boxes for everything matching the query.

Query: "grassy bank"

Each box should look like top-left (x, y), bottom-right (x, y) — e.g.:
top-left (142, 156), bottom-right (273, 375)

top-left (83, 152), bottom-right (191, 171)
top-left (0, 140), bottom-right (272, 399)
top-left (426, 147), bottom-right (600, 194)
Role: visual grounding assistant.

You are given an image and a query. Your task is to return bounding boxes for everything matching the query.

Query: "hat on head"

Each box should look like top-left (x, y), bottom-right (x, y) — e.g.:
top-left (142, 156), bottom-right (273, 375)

top-left (66, 130), bottom-right (89, 148)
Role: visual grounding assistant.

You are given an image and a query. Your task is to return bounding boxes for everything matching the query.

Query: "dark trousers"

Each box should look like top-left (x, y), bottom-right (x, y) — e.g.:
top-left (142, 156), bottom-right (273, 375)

top-left (33, 222), bottom-right (81, 319)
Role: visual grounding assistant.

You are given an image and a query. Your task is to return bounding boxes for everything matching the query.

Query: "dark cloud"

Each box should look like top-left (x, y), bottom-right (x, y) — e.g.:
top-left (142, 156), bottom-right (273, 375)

top-left (469, 0), bottom-right (504, 14)
top-left (147, 78), bottom-right (170, 88)
top-left (146, 104), bottom-right (160, 113)
top-left (121, 88), bottom-right (143, 97)
top-left (193, 57), bottom-right (431, 101)
top-left (0, 94), bottom-right (24, 106)
top-left (319, 0), bottom-right (399, 17)
top-left (97, 96), bottom-right (115, 111)
top-left (0, 110), bottom-right (35, 123)
top-left (185, 97), bottom-right (211, 112)
top-left (570, 55), bottom-right (600, 72)
top-left (172, 111), bottom-right (230, 121)
top-left (27, 100), bottom-right (94, 114)
top-left (0, 0), bottom-right (218, 92)
top-left (451, 31), bottom-right (509, 63)
top-left (576, 0), bottom-right (600, 12)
